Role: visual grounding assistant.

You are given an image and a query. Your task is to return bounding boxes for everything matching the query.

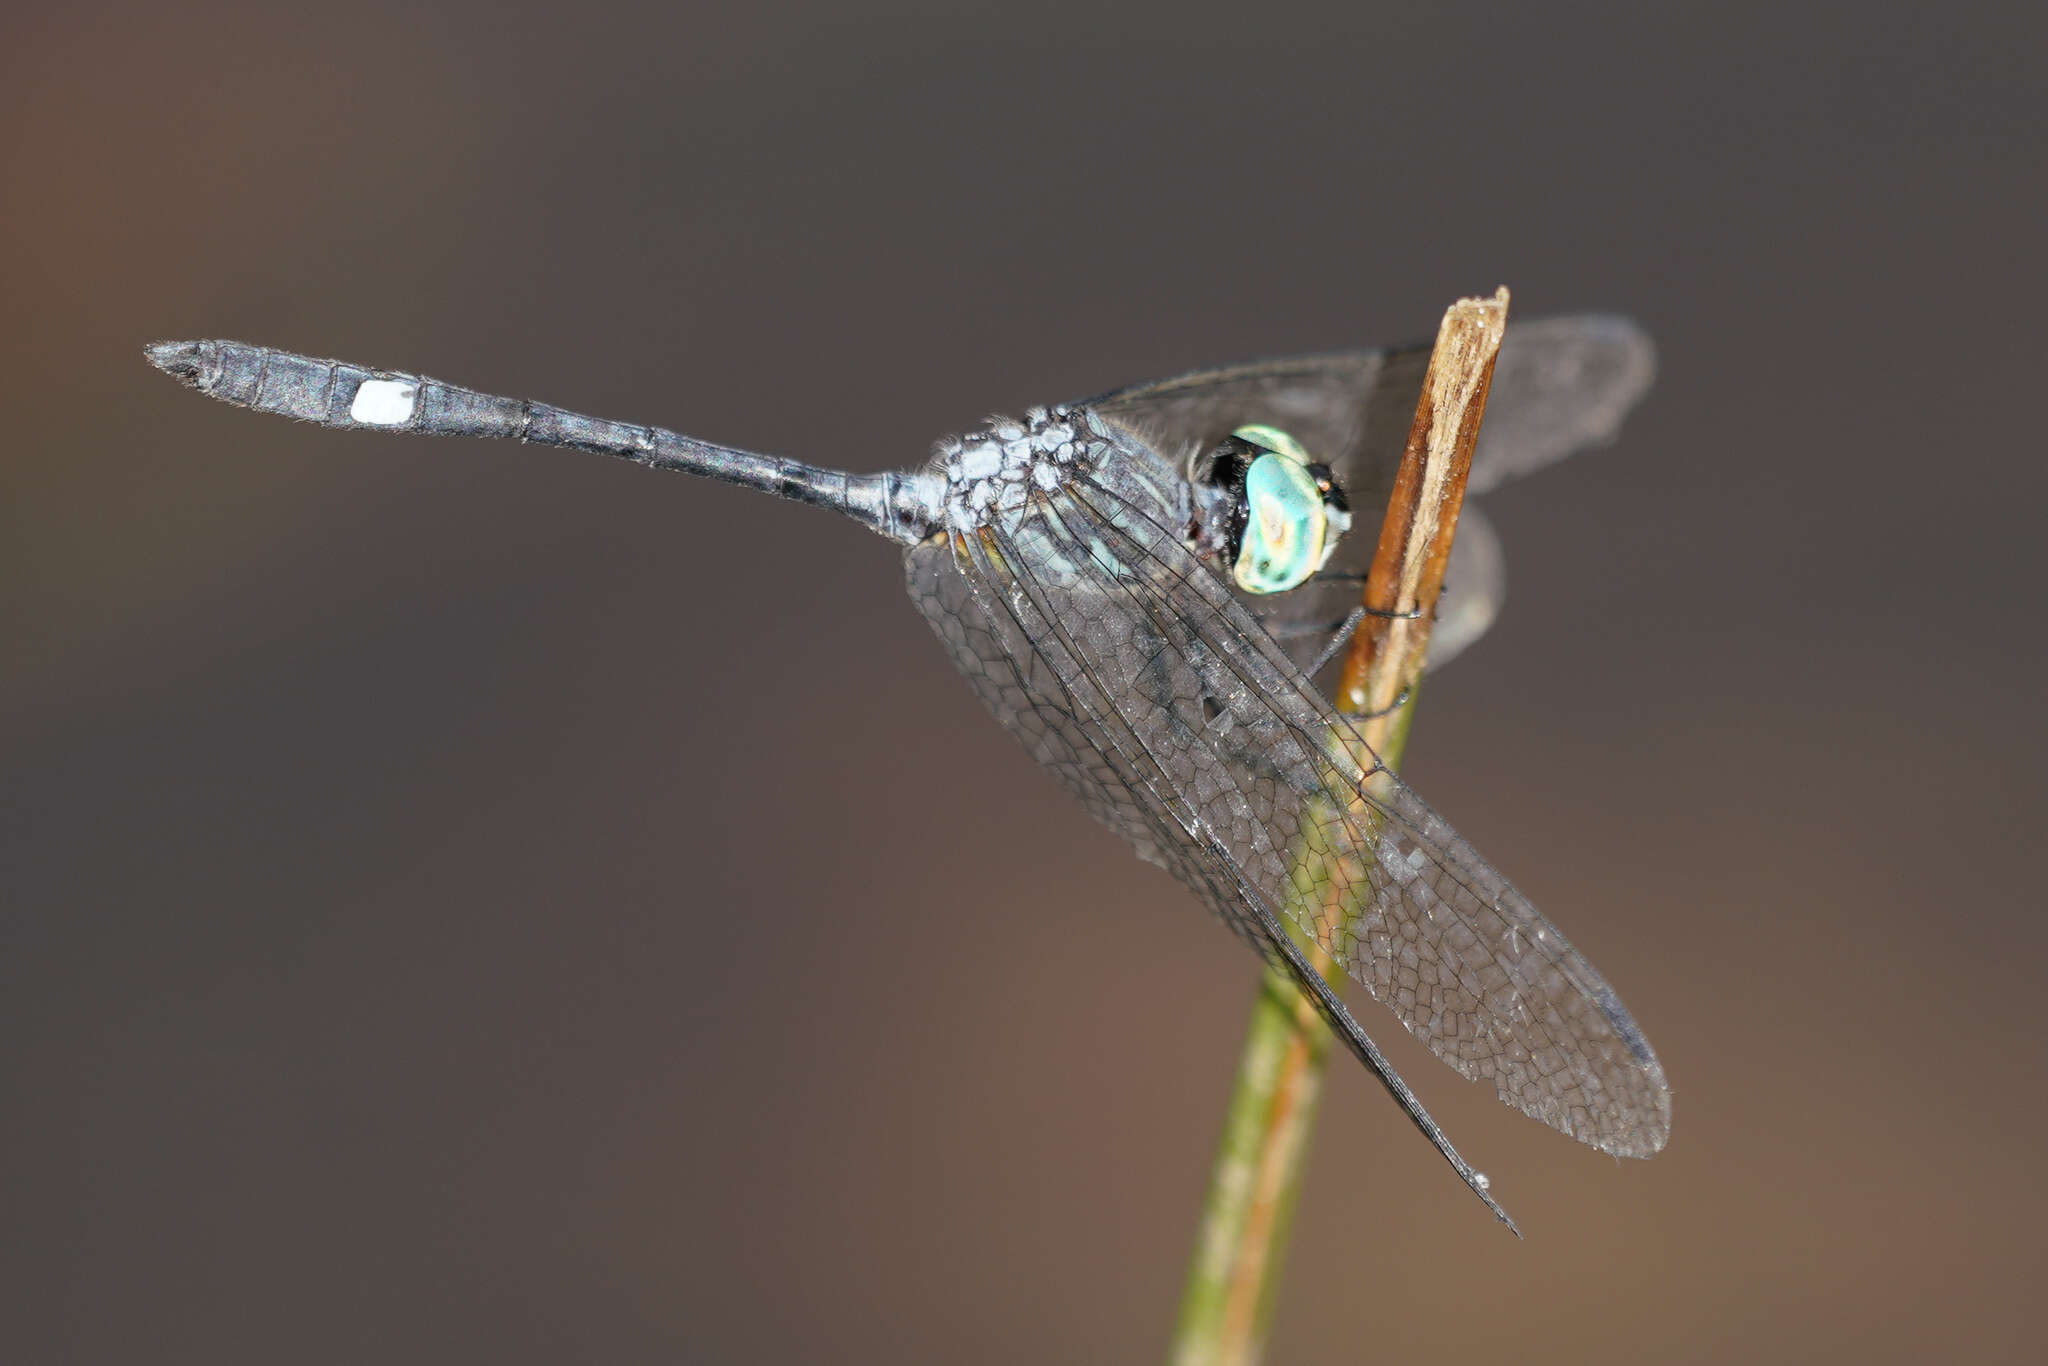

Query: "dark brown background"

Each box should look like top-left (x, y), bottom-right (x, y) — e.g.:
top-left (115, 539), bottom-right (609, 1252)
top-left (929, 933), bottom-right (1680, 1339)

top-left (6, 2), bottom-right (2044, 1361)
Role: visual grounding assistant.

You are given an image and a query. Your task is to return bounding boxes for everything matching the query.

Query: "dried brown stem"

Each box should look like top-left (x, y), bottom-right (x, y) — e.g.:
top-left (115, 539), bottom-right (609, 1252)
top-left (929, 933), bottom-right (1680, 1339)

top-left (1339, 287), bottom-right (1509, 721)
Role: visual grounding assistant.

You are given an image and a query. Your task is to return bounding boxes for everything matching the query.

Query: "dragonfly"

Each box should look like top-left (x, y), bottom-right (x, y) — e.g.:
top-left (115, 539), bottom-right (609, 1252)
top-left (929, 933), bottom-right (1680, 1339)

top-left (145, 317), bottom-right (1669, 1230)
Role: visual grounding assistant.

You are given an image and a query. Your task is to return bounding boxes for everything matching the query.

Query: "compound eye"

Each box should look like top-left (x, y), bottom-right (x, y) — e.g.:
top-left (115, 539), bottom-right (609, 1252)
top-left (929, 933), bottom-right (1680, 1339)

top-left (1227, 425), bottom-right (1348, 593)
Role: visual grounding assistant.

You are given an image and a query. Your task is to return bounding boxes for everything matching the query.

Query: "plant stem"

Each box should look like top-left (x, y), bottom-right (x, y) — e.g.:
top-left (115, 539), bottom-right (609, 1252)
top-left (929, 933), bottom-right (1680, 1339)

top-left (1169, 289), bottom-right (1509, 1366)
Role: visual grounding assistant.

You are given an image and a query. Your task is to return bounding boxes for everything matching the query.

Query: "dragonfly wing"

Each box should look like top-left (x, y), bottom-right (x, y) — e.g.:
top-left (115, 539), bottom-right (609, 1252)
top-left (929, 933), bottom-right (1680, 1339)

top-left (1083, 316), bottom-right (1652, 682)
top-left (907, 531), bottom-right (1184, 877)
top-left (1082, 315), bottom-right (1653, 500)
top-left (906, 517), bottom-right (1518, 1224)
top-left (1421, 501), bottom-right (1505, 675)
top-left (907, 477), bottom-right (1671, 1160)
top-left (1083, 339), bottom-right (1427, 514)
top-left (1464, 315), bottom-right (1656, 495)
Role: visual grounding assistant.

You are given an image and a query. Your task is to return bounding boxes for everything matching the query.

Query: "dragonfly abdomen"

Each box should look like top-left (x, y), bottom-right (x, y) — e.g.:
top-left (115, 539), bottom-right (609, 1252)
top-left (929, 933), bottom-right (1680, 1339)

top-left (144, 339), bottom-right (946, 544)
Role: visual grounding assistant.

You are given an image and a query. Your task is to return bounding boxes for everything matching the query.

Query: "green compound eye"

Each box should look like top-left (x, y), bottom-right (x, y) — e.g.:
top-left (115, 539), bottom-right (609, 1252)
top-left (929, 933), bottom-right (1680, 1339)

top-left (1228, 425), bottom-right (1349, 594)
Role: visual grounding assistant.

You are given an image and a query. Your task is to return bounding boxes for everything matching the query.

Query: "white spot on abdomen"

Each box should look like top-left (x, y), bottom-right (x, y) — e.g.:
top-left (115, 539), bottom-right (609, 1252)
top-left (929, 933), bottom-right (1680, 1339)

top-left (350, 378), bottom-right (419, 425)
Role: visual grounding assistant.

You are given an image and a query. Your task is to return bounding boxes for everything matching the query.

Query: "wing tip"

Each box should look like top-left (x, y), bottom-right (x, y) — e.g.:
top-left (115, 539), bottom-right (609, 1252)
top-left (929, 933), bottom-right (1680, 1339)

top-left (1511, 313), bottom-right (1658, 415)
top-left (1589, 1079), bottom-right (1674, 1159)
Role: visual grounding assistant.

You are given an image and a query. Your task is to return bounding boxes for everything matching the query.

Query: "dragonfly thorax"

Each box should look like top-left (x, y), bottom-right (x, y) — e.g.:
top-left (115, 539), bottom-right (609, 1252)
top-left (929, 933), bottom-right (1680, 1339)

top-left (935, 407), bottom-right (1095, 533)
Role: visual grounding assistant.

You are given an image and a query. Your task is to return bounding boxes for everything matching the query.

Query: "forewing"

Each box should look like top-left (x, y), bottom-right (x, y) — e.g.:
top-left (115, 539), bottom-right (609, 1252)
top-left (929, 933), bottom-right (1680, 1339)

top-left (909, 478), bottom-right (1671, 1159)
top-left (1083, 340), bottom-right (1425, 513)
top-left (1084, 316), bottom-right (1653, 682)
top-left (1083, 315), bottom-right (1653, 499)
top-left (1465, 315), bottom-right (1657, 494)
top-left (908, 512), bottom-right (1517, 1222)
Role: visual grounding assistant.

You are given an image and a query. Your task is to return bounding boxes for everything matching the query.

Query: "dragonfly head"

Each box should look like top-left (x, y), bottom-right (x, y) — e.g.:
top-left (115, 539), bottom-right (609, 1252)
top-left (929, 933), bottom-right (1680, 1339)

top-left (1204, 425), bottom-right (1352, 594)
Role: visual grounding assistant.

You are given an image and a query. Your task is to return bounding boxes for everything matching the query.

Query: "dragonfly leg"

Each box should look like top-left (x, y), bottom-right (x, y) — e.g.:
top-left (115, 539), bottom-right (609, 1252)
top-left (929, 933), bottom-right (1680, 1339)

top-left (1301, 598), bottom-right (1426, 681)
top-left (1305, 570), bottom-right (1427, 619)
top-left (1303, 605), bottom-right (1367, 678)
top-left (1339, 684), bottom-right (1414, 723)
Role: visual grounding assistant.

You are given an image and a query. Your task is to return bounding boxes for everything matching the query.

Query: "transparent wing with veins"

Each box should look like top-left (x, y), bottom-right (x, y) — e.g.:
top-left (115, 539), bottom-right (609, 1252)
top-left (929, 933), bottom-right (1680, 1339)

top-left (907, 471), bottom-right (1670, 1222)
top-left (1086, 315), bottom-right (1655, 682)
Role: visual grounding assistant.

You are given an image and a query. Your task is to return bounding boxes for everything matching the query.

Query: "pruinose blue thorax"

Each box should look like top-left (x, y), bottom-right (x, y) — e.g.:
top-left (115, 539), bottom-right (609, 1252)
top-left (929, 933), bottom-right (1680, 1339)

top-left (933, 406), bottom-right (1102, 534)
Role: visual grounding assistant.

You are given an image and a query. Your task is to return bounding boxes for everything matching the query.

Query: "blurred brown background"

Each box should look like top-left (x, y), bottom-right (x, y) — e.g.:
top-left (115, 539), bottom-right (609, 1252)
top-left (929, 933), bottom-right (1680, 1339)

top-left (5, 2), bottom-right (2044, 1361)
